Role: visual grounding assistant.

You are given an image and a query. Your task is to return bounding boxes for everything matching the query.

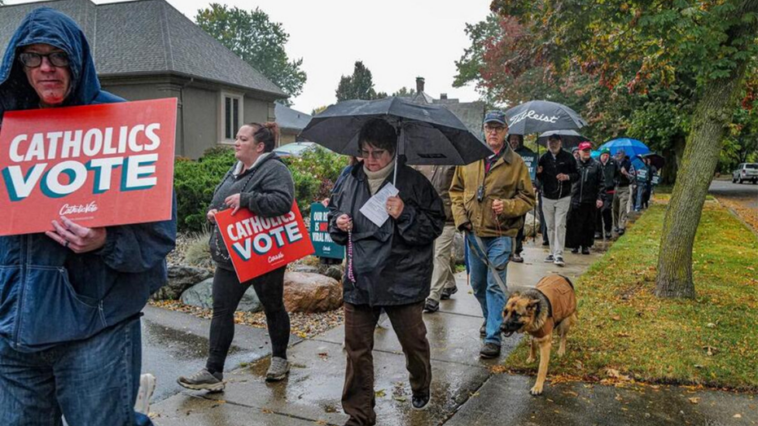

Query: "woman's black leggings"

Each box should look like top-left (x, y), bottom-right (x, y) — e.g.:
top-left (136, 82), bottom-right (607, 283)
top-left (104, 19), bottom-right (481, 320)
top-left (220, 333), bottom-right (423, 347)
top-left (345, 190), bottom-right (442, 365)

top-left (206, 266), bottom-right (290, 374)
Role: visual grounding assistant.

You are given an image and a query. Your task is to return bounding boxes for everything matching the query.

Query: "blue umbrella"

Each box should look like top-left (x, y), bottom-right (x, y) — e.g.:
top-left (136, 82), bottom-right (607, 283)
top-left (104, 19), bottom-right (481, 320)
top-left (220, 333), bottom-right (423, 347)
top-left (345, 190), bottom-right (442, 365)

top-left (590, 150), bottom-right (601, 159)
top-left (599, 138), bottom-right (650, 157)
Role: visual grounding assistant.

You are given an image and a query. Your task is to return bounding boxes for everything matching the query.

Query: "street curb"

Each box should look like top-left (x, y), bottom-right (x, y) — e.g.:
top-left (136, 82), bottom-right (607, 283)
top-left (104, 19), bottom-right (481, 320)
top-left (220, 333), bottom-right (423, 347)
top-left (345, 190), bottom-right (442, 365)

top-left (713, 197), bottom-right (758, 239)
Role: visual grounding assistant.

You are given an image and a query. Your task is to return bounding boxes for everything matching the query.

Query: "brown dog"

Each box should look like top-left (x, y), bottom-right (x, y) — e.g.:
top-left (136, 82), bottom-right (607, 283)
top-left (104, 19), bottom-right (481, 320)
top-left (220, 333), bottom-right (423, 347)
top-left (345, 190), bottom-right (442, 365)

top-left (501, 274), bottom-right (577, 395)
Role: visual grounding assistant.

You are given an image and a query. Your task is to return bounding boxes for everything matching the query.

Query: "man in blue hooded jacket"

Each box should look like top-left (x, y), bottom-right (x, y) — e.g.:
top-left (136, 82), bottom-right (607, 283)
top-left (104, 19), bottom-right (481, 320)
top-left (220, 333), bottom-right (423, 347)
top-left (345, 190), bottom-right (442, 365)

top-left (0, 8), bottom-right (176, 426)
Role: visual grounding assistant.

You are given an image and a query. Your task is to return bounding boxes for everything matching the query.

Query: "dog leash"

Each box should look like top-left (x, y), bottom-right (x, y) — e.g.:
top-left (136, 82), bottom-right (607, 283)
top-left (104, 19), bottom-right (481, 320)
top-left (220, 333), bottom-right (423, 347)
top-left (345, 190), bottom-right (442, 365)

top-left (464, 230), bottom-right (509, 295)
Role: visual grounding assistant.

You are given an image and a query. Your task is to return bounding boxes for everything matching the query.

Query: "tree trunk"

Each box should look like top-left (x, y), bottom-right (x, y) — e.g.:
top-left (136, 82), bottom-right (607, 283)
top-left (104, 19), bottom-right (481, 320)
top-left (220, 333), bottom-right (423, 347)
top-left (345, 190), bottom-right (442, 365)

top-left (656, 5), bottom-right (758, 298)
top-left (662, 135), bottom-right (686, 185)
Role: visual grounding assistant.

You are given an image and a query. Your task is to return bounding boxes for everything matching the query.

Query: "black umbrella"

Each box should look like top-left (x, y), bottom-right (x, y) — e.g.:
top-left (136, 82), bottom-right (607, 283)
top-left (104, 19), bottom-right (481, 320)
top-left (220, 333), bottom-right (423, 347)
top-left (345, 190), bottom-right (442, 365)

top-left (300, 97), bottom-right (493, 182)
top-left (505, 100), bottom-right (587, 135)
top-left (640, 153), bottom-right (666, 169)
top-left (535, 130), bottom-right (591, 149)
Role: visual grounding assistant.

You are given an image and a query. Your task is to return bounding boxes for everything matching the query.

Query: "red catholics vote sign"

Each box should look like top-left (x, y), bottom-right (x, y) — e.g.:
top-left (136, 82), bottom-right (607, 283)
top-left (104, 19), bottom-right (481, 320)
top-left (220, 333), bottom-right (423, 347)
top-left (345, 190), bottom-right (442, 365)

top-left (214, 203), bottom-right (315, 282)
top-left (0, 98), bottom-right (177, 236)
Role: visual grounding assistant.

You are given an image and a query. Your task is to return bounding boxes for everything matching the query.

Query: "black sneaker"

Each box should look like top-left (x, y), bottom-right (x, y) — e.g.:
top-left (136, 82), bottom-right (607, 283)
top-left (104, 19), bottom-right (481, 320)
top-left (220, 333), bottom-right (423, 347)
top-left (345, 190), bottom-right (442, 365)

top-left (479, 342), bottom-right (501, 359)
top-left (423, 299), bottom-right (439, 313)
top-left (570, 247), bottom-right (579, 254)
top-left (177, 369), bottom-right (224, 392)
top-left (411, 392), bottom-right (431, 410)
top-left (441, 285), bottom-right (458, 300)
top-left (480, 321), bottom-right (486, 337)
top-left (511, 253), bottom-right (524, 263)
top-left (582, 247), bottom-right (590, 255)
top-left (618, 229), bottom-right (625, 236)
top-left (554, 256), bottom-right (565, 267)
top-left (544, 254), bottom-right (555, 263)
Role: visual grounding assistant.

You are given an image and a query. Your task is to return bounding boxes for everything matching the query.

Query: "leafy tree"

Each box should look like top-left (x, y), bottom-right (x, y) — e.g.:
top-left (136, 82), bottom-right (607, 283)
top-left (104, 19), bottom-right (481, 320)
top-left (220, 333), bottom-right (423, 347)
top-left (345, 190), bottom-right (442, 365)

top-left (196, 4), bottom-right (306, 105)
top-left (311, 105), bottom-right (330, 116)
top-left (391, 87), bottom-right (416, 97)
top-left (335, 61), bottom-right (378, 101)
top-left (490, 0), bottom-right (758, 298)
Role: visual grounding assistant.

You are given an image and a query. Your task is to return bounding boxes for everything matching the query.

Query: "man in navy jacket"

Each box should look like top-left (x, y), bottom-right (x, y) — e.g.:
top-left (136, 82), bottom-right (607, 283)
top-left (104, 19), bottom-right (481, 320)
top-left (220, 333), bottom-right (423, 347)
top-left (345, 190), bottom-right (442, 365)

top-left (0, 9), bottom-right (176, 425)
top-left (536, 134), bottom-right (578, 266)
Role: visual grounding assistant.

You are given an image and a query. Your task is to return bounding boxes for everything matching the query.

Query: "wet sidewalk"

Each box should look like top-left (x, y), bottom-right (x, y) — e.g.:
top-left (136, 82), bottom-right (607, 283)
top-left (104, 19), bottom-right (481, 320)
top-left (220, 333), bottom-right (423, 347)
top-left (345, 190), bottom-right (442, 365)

top-left (149, 241), bottom-right (757, 425)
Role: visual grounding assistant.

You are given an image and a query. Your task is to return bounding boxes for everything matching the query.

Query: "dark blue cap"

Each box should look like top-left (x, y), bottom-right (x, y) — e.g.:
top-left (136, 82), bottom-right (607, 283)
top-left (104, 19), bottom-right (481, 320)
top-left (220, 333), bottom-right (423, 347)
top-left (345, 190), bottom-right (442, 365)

top-left (484, 110), bottom-right (506, 125)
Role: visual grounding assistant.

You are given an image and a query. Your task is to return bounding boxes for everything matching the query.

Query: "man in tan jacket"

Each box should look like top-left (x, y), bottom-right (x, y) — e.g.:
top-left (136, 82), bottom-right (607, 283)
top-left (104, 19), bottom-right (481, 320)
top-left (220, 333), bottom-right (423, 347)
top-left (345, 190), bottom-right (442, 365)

top-left (450, 110), bottom-right (536, 358)
top-left (415, 165), bottom-right (458, 313)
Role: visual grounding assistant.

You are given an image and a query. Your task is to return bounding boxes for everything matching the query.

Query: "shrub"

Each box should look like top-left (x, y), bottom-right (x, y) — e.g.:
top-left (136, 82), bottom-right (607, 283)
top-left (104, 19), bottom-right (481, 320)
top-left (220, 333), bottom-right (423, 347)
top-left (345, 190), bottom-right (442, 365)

top-left (174, 147), bottom-right (235, 233)
top-left (282, 148), bottom-right (348, 214)
top-left (174, 145), bottom-right (348, 233)
top-left (184, 230), bottom-right (214, 269)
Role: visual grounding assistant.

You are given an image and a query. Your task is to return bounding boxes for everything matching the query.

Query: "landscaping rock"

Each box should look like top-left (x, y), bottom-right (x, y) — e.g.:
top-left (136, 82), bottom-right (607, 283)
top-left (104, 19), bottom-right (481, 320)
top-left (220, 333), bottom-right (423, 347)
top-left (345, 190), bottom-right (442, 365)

top-left (523, 211), bottom-right (540, 238)
top-left (318, 263), bottom-right (344, 282)
top-left (292, 264), bottom-right (319, 274)
top-left (153, 265), bottom-right (213, 300)
top-left (284, 272), bottom-right (342, 313)
top-left (180, 278), bottom-right (262, 312)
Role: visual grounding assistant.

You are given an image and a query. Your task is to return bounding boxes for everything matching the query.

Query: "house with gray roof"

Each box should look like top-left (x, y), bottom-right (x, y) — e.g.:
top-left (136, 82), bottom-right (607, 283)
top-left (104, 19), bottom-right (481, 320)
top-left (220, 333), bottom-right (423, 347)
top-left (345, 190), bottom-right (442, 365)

top-left (407, 77), bottom-right (485, 139)
top-left (0, 0), bottom-right (288, 159)
top-left (275, 103), bottom-right (311, 144)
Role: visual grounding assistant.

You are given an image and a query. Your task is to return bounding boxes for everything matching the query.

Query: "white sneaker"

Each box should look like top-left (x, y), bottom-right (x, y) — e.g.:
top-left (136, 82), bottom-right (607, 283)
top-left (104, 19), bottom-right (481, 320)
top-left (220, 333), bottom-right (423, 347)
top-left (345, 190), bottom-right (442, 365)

top-left (135, 373), bottom-right (156, 415)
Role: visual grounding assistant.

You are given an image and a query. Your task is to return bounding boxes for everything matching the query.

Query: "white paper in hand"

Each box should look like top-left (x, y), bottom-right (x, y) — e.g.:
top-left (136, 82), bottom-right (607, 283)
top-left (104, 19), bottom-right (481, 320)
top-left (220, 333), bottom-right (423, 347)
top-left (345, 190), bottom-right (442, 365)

top-left (359, 183), bottom-right (399, 227)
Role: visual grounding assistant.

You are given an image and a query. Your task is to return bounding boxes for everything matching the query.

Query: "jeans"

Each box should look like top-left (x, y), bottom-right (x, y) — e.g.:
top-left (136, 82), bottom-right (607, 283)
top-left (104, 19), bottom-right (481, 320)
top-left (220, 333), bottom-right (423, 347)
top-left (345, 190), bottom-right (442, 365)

top-left (635, 183), bottom-right (647, 210)
top-left (0, 318), bottom-right (152, 426)
top-left (207, 266), bottom-right (289, 374)
top-left (466, 234), bottom-right (511, 346)
top-left (541, 196), bottom-right (571, 257)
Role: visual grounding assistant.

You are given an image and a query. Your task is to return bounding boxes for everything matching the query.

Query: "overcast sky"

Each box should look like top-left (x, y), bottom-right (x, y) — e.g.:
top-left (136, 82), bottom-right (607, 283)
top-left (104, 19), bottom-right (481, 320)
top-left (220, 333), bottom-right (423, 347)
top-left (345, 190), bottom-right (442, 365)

top-left (6, 0), bottom-right (492, 114)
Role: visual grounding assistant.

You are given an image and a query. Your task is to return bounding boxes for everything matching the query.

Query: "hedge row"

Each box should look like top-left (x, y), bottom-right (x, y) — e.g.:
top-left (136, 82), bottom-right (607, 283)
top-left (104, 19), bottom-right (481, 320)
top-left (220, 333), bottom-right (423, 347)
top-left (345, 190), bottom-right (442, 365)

top-left (174, 146), bottom-right (347, 233)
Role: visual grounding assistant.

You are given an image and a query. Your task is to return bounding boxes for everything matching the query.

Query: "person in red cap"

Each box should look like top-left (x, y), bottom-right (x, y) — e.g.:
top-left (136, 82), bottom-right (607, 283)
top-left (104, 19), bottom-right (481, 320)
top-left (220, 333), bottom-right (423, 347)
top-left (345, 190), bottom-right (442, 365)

top-left (566, 142), bottom-right (605, 254)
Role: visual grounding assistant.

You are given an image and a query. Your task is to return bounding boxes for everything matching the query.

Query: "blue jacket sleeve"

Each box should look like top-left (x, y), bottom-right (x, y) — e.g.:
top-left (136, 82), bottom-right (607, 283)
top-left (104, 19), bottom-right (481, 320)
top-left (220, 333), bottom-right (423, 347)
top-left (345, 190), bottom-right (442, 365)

top-left (97, 194), bottom-right (177, 273)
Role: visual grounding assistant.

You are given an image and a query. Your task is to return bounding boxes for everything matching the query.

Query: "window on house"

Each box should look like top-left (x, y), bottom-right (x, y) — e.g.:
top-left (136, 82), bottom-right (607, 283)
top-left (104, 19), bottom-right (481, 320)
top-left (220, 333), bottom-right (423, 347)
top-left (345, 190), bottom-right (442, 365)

top-left (221, 92), bottom-right (243, 142)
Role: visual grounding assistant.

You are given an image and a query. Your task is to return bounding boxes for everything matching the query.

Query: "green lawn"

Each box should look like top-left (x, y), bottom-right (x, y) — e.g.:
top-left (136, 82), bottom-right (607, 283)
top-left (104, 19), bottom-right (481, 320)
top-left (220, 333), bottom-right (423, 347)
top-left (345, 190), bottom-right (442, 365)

top-left (502, 203), bottom-right (758, 390)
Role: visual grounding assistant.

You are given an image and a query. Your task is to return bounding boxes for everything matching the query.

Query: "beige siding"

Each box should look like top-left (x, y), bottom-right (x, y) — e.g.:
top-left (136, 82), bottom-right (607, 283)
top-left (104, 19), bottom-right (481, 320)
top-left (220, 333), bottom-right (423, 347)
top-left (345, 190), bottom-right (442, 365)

top-left (102, 81), bottom-right (276, 159)
top-left (181, 87), bottom-right (218, 159)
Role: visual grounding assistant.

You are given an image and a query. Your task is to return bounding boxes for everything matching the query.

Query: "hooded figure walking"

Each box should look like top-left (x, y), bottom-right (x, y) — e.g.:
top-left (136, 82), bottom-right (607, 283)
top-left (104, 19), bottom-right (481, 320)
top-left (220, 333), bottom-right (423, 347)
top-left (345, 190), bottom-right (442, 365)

top-left (0, 9), bottom-right (176, 426)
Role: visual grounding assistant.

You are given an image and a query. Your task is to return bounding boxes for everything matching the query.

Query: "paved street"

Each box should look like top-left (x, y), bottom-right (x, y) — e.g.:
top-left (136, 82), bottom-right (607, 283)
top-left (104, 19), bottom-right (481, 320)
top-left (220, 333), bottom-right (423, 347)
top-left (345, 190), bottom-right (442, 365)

top-left (144, 240), bottom-right (757, 426)
top-left (709, 179), bottom-right (758, 209)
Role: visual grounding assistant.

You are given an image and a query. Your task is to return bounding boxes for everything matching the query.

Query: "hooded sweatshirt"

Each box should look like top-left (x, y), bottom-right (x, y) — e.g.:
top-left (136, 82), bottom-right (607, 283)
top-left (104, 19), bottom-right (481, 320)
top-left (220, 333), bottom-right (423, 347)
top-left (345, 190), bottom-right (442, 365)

top-left (0, 8), bottom-right (176, 352)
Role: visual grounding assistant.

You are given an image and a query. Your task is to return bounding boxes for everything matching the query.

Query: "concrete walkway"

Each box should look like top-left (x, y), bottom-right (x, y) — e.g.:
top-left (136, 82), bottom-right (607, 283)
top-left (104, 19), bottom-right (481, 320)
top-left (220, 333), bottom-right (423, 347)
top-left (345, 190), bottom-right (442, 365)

top-left (149, 240), bottom-right (757, 425)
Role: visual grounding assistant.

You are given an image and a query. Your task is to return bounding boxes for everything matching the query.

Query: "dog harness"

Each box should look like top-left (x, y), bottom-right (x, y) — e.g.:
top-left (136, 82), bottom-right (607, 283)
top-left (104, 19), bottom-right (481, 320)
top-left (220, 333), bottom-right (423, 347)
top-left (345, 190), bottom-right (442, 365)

top-left (532, 275), bottom-right (577, 339)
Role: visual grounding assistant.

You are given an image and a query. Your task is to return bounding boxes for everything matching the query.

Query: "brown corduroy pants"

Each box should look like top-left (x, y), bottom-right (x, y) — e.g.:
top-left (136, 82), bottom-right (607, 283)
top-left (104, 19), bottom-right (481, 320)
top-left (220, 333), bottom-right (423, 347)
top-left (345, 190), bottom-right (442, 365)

top-left (342, 301), bottom-right (432, 426)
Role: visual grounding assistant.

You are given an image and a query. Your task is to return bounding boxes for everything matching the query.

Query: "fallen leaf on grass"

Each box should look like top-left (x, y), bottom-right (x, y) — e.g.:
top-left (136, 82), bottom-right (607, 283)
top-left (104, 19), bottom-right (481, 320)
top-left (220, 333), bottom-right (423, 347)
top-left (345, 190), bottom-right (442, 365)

top-left (734, 414), bottom-right (742, 418)
top-left (688, 397), bottom-right (700, 404)
top-left (490, 364), bottom-right (508, 374)
top-left (612, 315), bottom-right (621, 321)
